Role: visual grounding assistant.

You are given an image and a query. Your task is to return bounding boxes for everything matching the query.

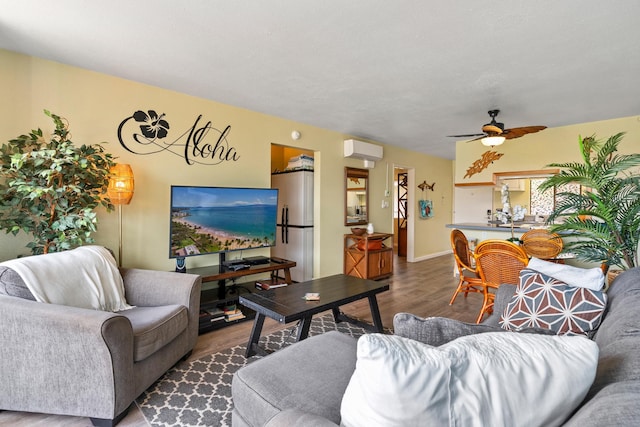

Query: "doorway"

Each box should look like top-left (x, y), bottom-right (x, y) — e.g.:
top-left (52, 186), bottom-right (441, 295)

top-left (393, 167), bottom-right (410, 258)
top-left (396, 171), bottom-right (408, 257)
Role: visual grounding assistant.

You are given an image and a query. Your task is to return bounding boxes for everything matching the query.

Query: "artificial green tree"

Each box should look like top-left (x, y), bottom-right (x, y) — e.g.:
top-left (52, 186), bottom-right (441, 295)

top-left (539, 133), bottom-right (640, 271)
top-left (0, 110), bottom-right (116, 255)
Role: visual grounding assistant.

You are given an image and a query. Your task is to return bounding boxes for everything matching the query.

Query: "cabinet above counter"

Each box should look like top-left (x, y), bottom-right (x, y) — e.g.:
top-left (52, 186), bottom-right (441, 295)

top-left (494, 178), bottom-right (525, 191)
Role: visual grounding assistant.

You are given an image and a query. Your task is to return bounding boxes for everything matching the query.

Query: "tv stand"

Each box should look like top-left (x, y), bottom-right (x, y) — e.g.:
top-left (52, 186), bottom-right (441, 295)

top-left (187, 258), bottom-right (296, 334)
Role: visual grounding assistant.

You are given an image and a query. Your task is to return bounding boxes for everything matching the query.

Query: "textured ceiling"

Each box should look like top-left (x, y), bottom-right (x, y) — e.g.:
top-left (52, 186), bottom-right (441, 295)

top-left (1, 1), bottom-right (639, 159)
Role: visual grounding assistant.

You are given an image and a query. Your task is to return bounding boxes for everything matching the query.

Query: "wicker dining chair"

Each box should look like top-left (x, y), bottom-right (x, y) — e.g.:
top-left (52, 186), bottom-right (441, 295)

top-left (449, 229), bottom-right (484, 305)
top-left (520, 228), bottom-right (564, 260)
top-left (473, 239), bottom-right (529, 323)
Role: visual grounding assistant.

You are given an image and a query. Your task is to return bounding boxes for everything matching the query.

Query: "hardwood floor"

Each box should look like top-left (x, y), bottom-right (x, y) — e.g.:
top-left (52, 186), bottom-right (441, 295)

top-left (0, 253), bottom-right (487, 426)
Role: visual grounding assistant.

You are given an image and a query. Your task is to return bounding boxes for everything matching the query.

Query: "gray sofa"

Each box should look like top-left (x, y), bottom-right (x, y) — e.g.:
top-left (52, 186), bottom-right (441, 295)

top-left (232, 267), bottom-right (640, 426)
top-left (0, 263), bottom-right (201, 426)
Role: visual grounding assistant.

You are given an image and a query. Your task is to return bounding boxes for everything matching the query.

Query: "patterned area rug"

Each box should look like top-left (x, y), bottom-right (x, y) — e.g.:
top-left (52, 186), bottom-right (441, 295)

top-left (136, 313), bottom-right (368, 427)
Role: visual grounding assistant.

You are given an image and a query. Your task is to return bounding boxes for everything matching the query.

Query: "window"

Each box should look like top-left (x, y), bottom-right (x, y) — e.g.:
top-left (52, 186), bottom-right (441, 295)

top-left (530, 179), bottom-right (581, 216)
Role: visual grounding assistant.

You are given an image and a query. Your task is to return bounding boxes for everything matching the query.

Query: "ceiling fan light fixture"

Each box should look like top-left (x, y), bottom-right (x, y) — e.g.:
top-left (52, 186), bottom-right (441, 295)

top-left (481, 135), bottom-right (506, 147)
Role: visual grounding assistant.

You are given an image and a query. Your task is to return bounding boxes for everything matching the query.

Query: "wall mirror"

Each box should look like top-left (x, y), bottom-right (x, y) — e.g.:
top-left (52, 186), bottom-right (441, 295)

top-left (345, 167), bottom-right (369, 226)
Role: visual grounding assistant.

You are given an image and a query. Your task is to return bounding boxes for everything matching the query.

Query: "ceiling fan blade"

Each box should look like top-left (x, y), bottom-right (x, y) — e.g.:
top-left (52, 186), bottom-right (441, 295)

top-left (447, 133), bottom-right (485, 138)
top-left (502, 126), bottom-right (547, 140)
top-left (464, 135), bottom-right (485, 143)
top-left (449, 110), bottom-right (547, 143)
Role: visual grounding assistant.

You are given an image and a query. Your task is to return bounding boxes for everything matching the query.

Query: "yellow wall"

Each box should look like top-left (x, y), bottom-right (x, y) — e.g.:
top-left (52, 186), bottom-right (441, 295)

top-left (455, 116), bottom-right (640, 184)
top-left (0, 49), bottom-right (454, 275)
top-left (453, 115), bottom-right (640, 225)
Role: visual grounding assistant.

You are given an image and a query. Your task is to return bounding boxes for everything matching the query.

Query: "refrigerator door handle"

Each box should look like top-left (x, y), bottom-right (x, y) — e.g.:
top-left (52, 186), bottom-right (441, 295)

top-left (285, 207), bottom-right (289, 243)
top-left (280, 207), bottom-right (285, 243)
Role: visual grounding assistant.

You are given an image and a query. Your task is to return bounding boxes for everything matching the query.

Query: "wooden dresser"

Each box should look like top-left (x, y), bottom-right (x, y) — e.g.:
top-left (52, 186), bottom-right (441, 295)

top-left (344, 232), bottom-right (393, 280)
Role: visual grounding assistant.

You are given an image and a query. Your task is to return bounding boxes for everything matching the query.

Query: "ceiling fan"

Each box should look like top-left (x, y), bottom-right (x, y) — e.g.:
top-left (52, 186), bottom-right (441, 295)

top-left (448, 110), bottom-right (547, 146)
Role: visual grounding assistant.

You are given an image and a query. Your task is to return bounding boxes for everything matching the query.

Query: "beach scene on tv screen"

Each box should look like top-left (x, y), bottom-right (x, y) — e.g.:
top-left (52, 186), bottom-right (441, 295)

top-left (170, 186), bottom-right (278, 258)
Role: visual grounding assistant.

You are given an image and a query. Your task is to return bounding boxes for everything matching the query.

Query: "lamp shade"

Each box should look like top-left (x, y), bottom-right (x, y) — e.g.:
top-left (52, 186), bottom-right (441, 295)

top-left (107, 164), bottom-right (135, 205)
top-left (481, 136), bottom-right (506, 147)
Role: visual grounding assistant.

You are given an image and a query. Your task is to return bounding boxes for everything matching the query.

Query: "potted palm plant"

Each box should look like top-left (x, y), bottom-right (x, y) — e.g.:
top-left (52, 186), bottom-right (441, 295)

top-left (538, 132), bottom-right (640, 272)
top-left (0, 110), bottom-right (116, 255)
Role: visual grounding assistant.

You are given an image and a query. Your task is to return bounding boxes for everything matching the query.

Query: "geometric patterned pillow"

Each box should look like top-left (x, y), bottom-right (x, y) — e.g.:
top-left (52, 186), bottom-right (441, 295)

top-left (499, 268), bottom-right (608, 336)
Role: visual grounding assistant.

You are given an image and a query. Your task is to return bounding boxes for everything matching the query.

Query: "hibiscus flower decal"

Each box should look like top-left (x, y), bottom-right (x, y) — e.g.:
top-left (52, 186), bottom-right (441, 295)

top-left (133, 110), bottom-right (170, 139)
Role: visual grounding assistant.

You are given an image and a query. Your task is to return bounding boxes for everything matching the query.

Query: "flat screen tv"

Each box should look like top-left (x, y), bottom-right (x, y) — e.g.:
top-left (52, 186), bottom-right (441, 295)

top-left (170, 186), bottom-right (278, 260)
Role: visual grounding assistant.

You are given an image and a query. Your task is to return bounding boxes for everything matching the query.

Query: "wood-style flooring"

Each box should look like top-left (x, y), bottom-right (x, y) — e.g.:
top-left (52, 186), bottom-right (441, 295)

top-left (0, 253), bottom-right (486, 427)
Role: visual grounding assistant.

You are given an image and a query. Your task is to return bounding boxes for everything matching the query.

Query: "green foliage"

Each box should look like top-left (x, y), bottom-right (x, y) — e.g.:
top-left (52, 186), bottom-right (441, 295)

top-left (539, 132), bottom-right (640, 270)
top-left (0, 110), bottom-right (116, 254)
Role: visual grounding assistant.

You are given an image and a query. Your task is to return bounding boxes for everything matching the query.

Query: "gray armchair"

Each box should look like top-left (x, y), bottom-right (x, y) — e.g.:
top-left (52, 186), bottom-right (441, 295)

top-left (0, 265), bottom-right (201, 426)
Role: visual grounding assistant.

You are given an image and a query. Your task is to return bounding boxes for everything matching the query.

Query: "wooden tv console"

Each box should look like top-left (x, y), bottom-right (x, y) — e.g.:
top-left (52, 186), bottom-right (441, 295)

top-left (186, 257), bottom-right (296, 334)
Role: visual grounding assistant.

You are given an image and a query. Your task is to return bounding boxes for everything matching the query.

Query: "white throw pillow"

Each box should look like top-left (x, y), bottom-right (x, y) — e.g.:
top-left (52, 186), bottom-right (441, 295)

top-left (528, 257), bottom-right (605, 291)
top-left (340, 332), bottom-right (598, 427)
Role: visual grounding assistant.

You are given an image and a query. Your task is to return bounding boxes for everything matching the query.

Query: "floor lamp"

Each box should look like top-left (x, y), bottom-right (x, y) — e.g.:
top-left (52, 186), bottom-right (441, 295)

top-left (107, 164), bottom-right (135, 268)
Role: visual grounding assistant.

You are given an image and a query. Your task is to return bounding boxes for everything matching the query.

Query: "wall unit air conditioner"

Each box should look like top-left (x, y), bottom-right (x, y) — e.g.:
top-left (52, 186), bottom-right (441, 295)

top-left (344, 139), bottom-right (383, 168)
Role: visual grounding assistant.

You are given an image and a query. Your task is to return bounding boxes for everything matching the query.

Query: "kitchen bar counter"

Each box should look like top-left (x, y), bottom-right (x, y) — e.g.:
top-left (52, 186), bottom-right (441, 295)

top-left (445, 222), bottom-right (548, 233)
top-left (446, 223), bottom-right (586, 267)
top-left (445, 222), bottom-right (550, 244)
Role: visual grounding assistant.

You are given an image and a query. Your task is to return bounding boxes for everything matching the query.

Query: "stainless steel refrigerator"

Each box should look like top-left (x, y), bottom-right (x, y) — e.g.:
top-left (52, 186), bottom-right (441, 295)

top-left (271, 170), bottom-right (313, 282)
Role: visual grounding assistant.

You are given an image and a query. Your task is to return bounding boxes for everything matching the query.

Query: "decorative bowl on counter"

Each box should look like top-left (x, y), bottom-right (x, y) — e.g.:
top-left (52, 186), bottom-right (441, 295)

top-left (351, 227), bottom-right (366, 236)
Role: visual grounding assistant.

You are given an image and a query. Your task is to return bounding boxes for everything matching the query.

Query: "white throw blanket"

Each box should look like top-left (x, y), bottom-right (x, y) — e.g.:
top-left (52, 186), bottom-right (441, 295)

top-left (0, 245), bottom-right (133, 312)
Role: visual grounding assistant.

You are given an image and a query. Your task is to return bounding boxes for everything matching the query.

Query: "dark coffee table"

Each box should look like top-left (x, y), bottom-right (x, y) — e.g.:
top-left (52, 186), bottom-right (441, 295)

top-left (239, 274), bottom-right (390, 357)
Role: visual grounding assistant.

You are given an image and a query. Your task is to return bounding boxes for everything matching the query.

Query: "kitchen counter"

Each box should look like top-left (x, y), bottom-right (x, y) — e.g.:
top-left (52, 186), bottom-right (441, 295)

top-left (445, 222), bottom-right (549, 233)
top-left (445, 222), bottom-right (550, 245)
top-left (446, 223), bottom-right (586, 267)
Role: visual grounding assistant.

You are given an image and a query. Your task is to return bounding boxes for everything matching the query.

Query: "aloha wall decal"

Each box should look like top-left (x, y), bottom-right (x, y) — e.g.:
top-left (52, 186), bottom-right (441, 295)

top-left (117, 110), bottom-right (239, 165)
